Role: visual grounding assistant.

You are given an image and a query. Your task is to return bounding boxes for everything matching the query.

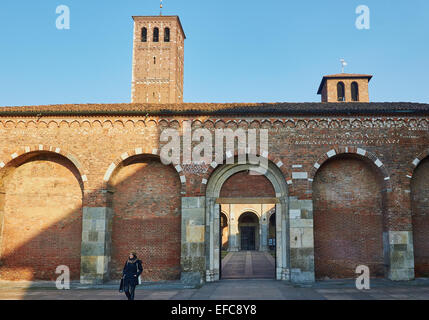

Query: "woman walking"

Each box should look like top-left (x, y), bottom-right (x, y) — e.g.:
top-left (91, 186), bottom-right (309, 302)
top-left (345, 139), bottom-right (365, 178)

top-left (122, 252), bottom-right (143, 300)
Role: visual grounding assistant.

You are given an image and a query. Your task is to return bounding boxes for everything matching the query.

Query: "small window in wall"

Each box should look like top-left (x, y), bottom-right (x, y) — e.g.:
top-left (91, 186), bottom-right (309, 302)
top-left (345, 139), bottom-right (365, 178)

top-left (153, 27), bottom-right (159, 42)
top-left (337, 82), bottom-right (345, 102)
top-left (154, 57), bottom-right (156, 64)
top-left (141, 27), bottom-right (147, 42)
top-left (351, 82), bottom-right (359, 101)
top-left (164, 27), bottom-right (170, 42)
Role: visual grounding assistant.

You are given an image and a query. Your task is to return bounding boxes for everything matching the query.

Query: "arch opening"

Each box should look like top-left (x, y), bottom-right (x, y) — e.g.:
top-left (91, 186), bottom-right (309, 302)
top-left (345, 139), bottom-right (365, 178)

top-left (238, 212), bottom-right (259, 251)
top-left (351, 81), bottom-right (359, 101)
top-left (205, 159), bottom-right (289, 282)
top-left (313, 153), bottom-right (388, 280)
top-left (107, 154), bottom-right (181, 281)
top-left (164, 27), bottom-right (170, 42)
top-left (411, 156), bottom-right (429, 277)
top-left (141, 27), bottom-right (147, 42)
top-left (337, 81), bottom-right (345, 102)
top-left (153, 27), bottom-right (159, 42)
top-left (0, 151), bottom-right (84, 281)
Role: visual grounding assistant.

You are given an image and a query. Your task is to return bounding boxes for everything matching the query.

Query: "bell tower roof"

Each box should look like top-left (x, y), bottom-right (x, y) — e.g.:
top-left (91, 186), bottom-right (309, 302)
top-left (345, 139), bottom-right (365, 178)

top-left (132, 15), bottom-right (186, 39)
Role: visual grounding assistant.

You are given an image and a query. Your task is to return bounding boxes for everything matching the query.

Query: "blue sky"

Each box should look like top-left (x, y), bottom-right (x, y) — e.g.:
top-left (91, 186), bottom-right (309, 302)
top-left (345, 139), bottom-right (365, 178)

top-left (0, 0), bottom-right (428, 106)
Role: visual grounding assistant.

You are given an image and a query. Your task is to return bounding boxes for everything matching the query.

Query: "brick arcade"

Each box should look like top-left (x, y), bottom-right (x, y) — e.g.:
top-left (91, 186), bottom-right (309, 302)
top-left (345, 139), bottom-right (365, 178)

top-left (0, 14), bottom-right (428, 285)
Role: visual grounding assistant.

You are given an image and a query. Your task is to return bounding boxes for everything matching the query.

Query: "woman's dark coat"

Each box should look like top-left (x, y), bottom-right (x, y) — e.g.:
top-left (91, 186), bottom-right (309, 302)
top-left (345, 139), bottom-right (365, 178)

top-left (122, 259), bottom-right (143, 286)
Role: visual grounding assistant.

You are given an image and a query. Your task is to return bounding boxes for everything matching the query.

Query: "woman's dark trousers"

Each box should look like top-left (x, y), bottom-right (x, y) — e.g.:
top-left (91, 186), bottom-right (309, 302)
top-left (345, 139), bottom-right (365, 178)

top-left (124, 279), bottom-right (136, 300)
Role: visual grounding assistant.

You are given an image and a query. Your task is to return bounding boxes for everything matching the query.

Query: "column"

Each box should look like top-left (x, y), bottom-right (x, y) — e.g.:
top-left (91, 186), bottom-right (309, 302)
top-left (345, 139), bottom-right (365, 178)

top-left (80, 189), bottom-right (113, 284)
top-left (259, 204), bottom-right (269, 252)
top-left (289, 197), bottom-right (315, 283)
top-left (384, 186), bottom-right (415, 281)
top-left (181, 196), bottom-right (206, 285)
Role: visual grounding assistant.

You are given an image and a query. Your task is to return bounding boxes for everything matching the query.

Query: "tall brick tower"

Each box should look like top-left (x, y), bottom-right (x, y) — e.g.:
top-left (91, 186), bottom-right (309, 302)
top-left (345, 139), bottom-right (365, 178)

top-left (131, 15), bottom-right (185, 104)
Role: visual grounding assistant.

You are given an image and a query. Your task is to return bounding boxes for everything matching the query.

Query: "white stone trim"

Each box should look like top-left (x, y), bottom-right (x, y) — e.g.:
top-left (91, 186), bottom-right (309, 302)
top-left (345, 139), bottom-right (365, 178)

top-left (55, 147), bottom-right (61, 153)
top-left (314, 163), bottom-right (320, 169)
top-left (175, 165), bottom-right (182, 173)
top-left (374, 159), bottom-right (383, 167)
top-left (120, 152), bottom-right (129, 160)
top-left (81, 175), bottom-right (88, 182)
top-left (135, 148), bottom-right (143, 155)
top-left (152, 148), bottom-right (158, 155)
top-left (326, 149), bottom-right (336, 158)
top-left (276, 161), bottom-right (283, 168)
top-left (357, 148), bottom-right (366, 156)
top-left (11, 153), bottom-right (18, 159)
top-left (412, 158), bottom-right (420, 167)
top-left (211, 162), bottom-right (218, 169)
top-left (292, 172), bottom-right (308, 179)
top-left (103, 163), bottom-right (116, 182)
top-left (202, 178), bottom-right (208, 185)
top-left (180, 175), bottom-right (186, 183)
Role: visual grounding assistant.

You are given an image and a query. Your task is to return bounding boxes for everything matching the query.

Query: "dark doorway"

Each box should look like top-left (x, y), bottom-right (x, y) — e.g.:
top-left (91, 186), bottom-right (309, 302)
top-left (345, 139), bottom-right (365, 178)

top-left (238, 211), bottom-right (259, 251)
top-left (240, 226), bottom-right (256, 250)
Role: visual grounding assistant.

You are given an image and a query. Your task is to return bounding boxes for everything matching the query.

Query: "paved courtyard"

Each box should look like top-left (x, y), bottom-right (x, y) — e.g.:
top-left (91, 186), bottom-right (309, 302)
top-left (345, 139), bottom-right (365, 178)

top-left (1, 278), bottom-right (429, 300)
top-left (221, 251), bottom-right (275, 279)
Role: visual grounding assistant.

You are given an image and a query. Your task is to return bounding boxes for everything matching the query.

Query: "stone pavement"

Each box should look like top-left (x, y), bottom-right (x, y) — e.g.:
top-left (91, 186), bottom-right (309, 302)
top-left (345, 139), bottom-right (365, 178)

top-left (221, 251), bottom-right (275, 279)
top-left (1, 278), bottom-right (429, 300)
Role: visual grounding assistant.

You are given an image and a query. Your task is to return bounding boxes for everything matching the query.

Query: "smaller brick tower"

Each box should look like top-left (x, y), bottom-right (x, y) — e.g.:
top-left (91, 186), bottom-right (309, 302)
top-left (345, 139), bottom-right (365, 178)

top-left (317, 73), bottom-right (372, 103)
top-left (131, 15), bottom-right (185, 104)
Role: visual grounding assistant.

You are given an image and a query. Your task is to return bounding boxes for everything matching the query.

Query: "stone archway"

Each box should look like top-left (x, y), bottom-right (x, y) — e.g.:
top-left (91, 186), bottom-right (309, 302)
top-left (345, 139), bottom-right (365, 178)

top-left (205, 160), bottom-right (290, 282)
top-left (238, 212), bottom-right (259, 251)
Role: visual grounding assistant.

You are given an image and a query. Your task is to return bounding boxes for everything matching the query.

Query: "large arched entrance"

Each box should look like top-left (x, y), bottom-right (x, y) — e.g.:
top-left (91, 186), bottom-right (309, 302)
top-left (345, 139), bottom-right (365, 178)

top-left (205, 160), bottom-right (289, 281)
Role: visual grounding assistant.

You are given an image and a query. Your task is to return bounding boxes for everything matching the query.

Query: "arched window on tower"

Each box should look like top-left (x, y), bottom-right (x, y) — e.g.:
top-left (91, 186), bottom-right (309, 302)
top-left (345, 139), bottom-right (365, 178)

top-left (164, 27), bottom-right (170, 42)
top-left (337, 81), bottom-right (345, 102)
top-left (351, 82), bottom-right (359, 102)
top-left (153, 27), bottom-right (159, 42)
top-left (141, 27), bottom-right (147, 42)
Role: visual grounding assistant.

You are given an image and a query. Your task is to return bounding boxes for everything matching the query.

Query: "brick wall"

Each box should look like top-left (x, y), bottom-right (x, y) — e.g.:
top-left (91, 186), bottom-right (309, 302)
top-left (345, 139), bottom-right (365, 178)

top-left (313, 155), bottom-right (385, 279)
top-left (109, 156), bottom-right (182, 281)
top-left (220, 171), bottom-right (275, 198)
top-left (0, 153), bottom-right (82, 280)
top-left (325, 78), bottom-right (370, 102)
top-left (411, 157), bottom-right (429, 277)
top-left (0, 114), bottom-right (427, 280)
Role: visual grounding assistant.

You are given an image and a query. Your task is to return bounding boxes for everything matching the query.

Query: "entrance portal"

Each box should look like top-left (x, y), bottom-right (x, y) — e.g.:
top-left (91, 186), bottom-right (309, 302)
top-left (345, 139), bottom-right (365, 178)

top-left (205, 161), bottom-right (290, 282)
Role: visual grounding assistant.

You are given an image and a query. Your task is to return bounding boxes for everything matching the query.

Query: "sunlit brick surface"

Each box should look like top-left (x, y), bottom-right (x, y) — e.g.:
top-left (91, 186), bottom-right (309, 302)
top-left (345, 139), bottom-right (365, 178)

top-left (109, 157), bottom-right (181, 281)
top-left (313, 155), bottom-right (385, 279)
top-left (0, 154), bottom-right (82, 280)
